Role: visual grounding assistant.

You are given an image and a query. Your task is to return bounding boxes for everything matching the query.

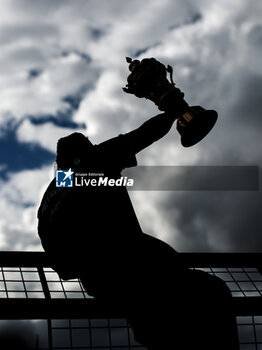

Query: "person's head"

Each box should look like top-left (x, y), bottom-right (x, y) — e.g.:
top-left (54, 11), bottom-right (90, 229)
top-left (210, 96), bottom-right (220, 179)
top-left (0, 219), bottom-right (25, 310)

top-left (56, 132), bottom-right (93, 170)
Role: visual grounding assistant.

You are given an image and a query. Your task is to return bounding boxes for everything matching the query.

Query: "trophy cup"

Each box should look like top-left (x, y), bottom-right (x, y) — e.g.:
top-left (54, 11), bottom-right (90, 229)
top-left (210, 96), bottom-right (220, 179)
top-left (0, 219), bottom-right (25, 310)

top-left (123, 57), bottom-right (218, 147)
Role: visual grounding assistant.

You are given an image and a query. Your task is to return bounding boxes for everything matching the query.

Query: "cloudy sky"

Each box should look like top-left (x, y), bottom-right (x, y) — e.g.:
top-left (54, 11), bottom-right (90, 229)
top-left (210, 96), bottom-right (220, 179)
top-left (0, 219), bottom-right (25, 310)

top-left (0, 0), bottom-right (261, 252)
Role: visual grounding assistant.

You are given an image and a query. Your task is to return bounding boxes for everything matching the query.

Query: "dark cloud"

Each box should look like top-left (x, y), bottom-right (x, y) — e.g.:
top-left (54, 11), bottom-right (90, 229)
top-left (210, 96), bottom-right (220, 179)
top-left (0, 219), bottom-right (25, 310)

top-left (247, 25), bottom-right (262, 46)
top-left (1, 46), bottom-right (46, 71)
top-left (126, 165), bottom-right (261, 252)
top-left (61, 50), bottom-right (92, 63)
top-left (89, 27), bottom-right (106, 40)
top-left (126, 166), bottom-right (258, 191)
top-left (168, 12), bottom-right (202, 31)
top-left (6, 0), bottom-right (67, 18)
top-left (132, 42), bottom-right (161, 58)
top-left (28, 115), bottom-right (85, 129)
top-left (62, 93), bottom-right (86, 111)
top-left (0, 23), bottom-right (58, 46)
top-left (28, 68), bottom-right (42, 79)
top-left (229, 74), bottom-right (262, 126)
top-left (162, 189), bottom-right (262, 252)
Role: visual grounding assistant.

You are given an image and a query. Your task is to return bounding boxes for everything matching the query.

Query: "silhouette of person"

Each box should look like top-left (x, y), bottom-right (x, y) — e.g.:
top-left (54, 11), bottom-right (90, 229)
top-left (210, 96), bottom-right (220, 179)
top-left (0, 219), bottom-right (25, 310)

top-left (38, 112), bottom-right (239, 349)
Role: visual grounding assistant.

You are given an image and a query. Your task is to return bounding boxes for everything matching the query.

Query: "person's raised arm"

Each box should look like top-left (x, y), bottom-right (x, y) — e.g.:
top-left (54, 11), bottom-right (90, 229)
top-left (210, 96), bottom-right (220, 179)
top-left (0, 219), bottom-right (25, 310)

top-left (124, 112), bottom-right (177, 154)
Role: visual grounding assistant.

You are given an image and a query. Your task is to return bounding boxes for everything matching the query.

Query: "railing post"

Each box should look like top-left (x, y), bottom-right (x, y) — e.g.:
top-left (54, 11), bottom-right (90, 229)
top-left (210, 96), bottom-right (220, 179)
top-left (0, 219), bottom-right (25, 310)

top-left (37, 266), bottom-right (53, 350)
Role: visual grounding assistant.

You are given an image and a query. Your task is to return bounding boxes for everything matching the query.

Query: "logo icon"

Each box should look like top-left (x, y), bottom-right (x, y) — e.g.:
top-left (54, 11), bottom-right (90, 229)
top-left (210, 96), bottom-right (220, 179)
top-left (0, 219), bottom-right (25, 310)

top-left (56, 168), bottom-right (74, 188)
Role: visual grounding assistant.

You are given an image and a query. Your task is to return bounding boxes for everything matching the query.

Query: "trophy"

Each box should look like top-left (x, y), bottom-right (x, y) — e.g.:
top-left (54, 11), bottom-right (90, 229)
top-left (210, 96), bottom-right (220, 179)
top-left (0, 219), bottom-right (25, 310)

top-left (123, 57), bottom-right (218, 147)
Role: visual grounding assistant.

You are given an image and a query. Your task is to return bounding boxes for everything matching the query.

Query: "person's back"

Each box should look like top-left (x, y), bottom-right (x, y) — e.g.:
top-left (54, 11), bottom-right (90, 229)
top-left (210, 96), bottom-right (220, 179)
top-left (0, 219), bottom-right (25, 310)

top-left (38, 132), bottom-right (144, 286)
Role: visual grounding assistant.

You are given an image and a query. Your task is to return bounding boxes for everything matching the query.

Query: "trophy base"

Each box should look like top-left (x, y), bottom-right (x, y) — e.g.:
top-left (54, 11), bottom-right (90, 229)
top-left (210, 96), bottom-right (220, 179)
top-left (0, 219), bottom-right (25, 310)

top-left (177, 106), bottom-right (218, 147)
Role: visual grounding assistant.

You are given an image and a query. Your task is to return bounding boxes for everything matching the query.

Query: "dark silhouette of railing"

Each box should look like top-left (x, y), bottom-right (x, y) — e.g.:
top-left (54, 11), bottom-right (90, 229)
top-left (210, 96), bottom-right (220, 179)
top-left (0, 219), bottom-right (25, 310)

top-left (0, 251), bottom-right (262, 348)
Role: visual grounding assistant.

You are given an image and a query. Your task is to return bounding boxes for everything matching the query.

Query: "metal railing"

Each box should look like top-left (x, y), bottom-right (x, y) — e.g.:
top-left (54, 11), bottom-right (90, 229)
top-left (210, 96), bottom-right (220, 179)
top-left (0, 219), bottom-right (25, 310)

top-left (0, 251), bottom-right (261, 349)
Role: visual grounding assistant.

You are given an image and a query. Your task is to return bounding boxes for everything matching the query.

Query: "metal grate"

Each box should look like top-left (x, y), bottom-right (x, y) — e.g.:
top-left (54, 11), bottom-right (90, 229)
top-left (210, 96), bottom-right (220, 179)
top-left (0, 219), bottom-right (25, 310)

top-left (0, 318), bottom-right (146, 350)
top-left (237, 316), bottom-right (262, 349)
top-left (194, 267), bottom-right (262, 297)
top-left (0, 252), bottom-right (262, 349)
top-left (1, 266), bottom-right (262, 300)
top-left (44, 269), bottom-right (89, 300)
top-left (0, 267), bottom-right (90, 299)
top-left (50, 318), bottom-right (146, 350)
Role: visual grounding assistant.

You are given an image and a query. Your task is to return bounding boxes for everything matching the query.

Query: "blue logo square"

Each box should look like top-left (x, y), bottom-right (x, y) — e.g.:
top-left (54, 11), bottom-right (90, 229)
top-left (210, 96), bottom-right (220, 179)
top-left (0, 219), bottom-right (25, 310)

top-left (56, 169), bottom-right (74, 188)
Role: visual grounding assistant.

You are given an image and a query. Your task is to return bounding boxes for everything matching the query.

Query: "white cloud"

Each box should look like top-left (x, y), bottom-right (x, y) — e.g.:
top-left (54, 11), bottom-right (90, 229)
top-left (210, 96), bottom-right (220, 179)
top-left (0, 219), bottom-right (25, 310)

top-left (16, 119), bottom-right (86, 153)
top-left (0, 166), bottom-right (53, 250)
top-left (0, 52), bottom-right (96, 121)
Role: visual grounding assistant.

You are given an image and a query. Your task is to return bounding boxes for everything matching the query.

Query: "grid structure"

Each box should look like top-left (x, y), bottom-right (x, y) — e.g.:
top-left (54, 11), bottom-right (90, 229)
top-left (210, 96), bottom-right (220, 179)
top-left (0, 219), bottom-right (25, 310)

top-left (0, 267), bottom-right (89, 299)
top-left (0, 318), bottom-right (145, 350)
top-left (195, 267), bottom-right (262, 297)
top-left (237, 316), bottom-right (262, 350)
top-left (1, 265), bottom-right (262, 300)
top-left (50, 319), bottom-right (146, 350)
top-left (0, 252), bottom-right (261, 349)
